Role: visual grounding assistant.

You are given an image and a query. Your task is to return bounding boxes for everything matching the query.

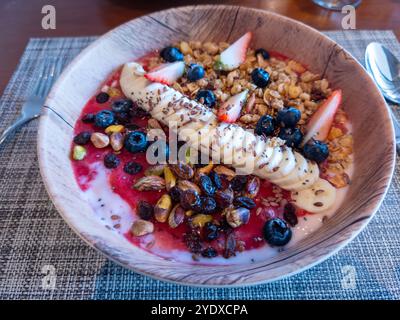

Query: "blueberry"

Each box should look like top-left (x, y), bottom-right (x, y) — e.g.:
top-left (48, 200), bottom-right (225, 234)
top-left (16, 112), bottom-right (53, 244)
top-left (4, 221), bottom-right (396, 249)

top-left (95, 92), bottom-right (109, 104)
top-left (111, 99), bottom-right (133, 113)
top-left (278, 127), bottom-right (303, 148)
top-left (73, 132), bottom-right (91, 145)
top-left (263, 218), bottom-right (292, 246)
top-left (201, 247), bottom-right (218, 258)
top-left (147, 141), bottom-right (169, 160)
top-left (160, 46), bottom-right (184, 62)
top-left (255, 115), bottom-right (275, 136)
top-left (137, 200), bottom-right (154, 220)
top-left (104, 153), bottom-right (120, 169)
top-left (123, 161), bottom-right (142, 175)
top-left (199, 175), bottom-right (216, 196)
top-left (195, 90), bottom-right (216, 108)
top-left (124, 131), bottom-right (148, 153)
top-left (276, 107), bottom-right (301, 128)
top-left (230, 176), bottom-right (247, 192)
top-left (94, 110), bottom-right (115, 128)
top-left (251, 68), bottom-right (270, 88)
top-left (302, 140), bottom-right (329, 163)
top-left (255, 48), bottom-right (270, 60)
top-left (82, 113), bottom-right (95, 123)
top-left (203, 222), bottom-right (219, 242)
top-left (187, 64), bottom-right (205, 82)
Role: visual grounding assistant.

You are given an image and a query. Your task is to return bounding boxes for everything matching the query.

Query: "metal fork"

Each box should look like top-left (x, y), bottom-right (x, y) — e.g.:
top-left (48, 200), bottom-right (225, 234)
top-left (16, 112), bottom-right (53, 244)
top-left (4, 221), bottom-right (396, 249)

top-left (0, 58), bottom-right (64, 146)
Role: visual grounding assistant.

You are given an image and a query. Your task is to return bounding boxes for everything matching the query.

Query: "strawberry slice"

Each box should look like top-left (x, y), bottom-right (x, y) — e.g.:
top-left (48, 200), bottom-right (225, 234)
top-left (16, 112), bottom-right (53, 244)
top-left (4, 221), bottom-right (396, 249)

top-left (214, 32), bottom-right (252, 71)
top-left (303, 89), bottom-right (342, 144)
top-left (218, 90), bottom-right (248, 123)
top-left (144, 61), bottom-right (185, 85)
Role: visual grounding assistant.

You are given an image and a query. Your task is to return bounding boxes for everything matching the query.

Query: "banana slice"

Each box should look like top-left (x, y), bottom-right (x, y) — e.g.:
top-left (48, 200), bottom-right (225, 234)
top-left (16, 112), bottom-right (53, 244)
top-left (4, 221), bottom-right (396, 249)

top-left (270, 152), bottom-right (308, 185)
top-left (279, 161), bottom-right (320, 191)
top-left (265, 147), bottom-right (296, 180)
top-left (291, 178), bottom-right (336, 213)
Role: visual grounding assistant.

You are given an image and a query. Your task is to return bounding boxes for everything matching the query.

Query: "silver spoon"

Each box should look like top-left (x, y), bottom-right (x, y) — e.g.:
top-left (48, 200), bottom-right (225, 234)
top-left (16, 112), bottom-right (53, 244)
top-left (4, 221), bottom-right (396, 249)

top-left (365, 42), bottom-right (400, 152)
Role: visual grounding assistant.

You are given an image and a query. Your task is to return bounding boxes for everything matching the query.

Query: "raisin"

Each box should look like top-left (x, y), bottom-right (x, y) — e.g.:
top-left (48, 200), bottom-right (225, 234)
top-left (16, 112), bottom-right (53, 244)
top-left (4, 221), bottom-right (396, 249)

top-left (203, 222), bottom-right (219, 241)
top-left (130, 106), bottom-right (149, 118)
top-left (184, 230), bottom-right (202, 254)
top-left (169, 186), bottom-right (182, 203)
top-left (230, 175), bottom-right (247, 192)
top-left (123, 161), bottom-right (142, 175)
top-left (73, 131), bottom-right (91, 145)
top-left (104, 153), bottom-right (120, 169)
top-left (233, 196), bottom-right (256, 209)
top-left (199, 175), bottom-right (216, 196)
top-left (209, 171), bottom-right (222, 190)
top-left (111, 99), bottom-right (133, 113)
top-left (114, 111), bottom-right (131, 124)
top-left (81, 113), bottom-right (95, 123)
top-left (195, 196), bottom-right (217, 214)
top-left (137, 200), bottom-right (154, 220)
top-left (180, 189), bottom-right (201, 210)
top-left (95, 92), bottom-right (110, 104)
top-left (283, 203), bottom-right (298, 227)
top-left (201, 247), bottom-right (218, 258)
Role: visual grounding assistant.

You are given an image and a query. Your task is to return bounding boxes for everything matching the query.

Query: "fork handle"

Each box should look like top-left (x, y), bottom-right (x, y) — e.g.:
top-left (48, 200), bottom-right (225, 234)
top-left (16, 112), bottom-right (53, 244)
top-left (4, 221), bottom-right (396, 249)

top-left (0, 117), bottom-right (31, 146)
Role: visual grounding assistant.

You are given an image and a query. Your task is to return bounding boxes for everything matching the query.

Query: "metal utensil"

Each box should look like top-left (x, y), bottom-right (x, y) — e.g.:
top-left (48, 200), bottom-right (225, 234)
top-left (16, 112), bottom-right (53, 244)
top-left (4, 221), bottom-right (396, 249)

top-left (0, 58), bottom-right (63, 146)
top-left (365, 42), bottom-right (400, 151)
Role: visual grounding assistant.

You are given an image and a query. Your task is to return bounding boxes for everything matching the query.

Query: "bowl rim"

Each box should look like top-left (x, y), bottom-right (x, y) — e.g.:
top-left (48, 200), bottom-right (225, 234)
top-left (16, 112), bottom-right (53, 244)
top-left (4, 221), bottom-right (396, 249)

top-left (37, 4), bottom-right (396, 287)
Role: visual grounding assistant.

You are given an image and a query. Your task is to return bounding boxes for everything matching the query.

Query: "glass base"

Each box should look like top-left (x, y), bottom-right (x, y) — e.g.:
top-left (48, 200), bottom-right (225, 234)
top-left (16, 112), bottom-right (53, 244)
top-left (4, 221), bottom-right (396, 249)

top-left (312, 0), bottom-right (362, 11)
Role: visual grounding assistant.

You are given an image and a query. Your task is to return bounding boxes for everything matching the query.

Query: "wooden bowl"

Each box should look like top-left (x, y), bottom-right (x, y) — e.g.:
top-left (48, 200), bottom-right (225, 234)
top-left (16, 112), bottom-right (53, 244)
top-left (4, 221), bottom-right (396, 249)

top-left (37, 5), bottom-right (395, 286)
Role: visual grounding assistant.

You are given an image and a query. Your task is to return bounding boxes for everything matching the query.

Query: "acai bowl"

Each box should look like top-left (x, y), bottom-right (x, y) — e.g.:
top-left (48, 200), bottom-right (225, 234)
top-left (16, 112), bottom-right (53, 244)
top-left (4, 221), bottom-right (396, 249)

top-left (38, 5), bottom-right (395, 286)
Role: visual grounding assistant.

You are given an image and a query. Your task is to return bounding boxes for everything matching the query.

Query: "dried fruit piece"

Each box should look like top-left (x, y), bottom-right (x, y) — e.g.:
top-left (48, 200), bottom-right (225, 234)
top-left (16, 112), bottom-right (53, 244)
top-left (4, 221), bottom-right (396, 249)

top-left (168, 204), bottom-right (185, 228)
top-left (197, 161), bottom-right (214, 175)
top-left (164, 166), bottom-right (176, 191)
top-left (231, 175), bottom-right (248, 192)
top-left (184, 230), bottom-right (202, 254)
top-left (215, 188), bottom-right (234, 209)
top-left (137, 200), bottom-right (154, 220)
top-left (133, 176), bottom-right (165, 191)
top-left (203, 222), bottom-right (219, 241)
top-left (213, 165), bottom-right (236, 180)
top-left (144, 164), bottom-right (165, 176)
top-left (199, 175), bottom-right (216, 196)
top-left (191, 214), bottom-right (213, 228)
top-left (209, 171), bottom-right (222, 190)
top-left (170, 162), bottom-right (194, 179)
top-left (105, 124), bottom-right (124, 135)
top-left (72, 145), bottom-right (87, 160)
top-left (110, 132), bottom-right (124, 151)
top-left (244, 176), bottom-right (260, 198)
top-left (201, 247), bottom-right (218, 258)
top-left (233, 196), bottom-right (256, 209)
top-left (283, 203), bottom-right (298, 227)
top-left (154, 194), bottom-right (172, 223)
top-left (224, 233), bottom-right (237, 258)
top-left (225, 207), bottom-right (250, 228)
top-left (177, 180), bottom-right (201, 195)
top-left (131, 219), bottom-right (154, 236)
top-left (169, 186), bottom-right (182, 203)
top-left (195, 196), bottom-right (217, 214)
top-left (180, 189), bottom-right (201, 210)
top-left (73, 132), bottom-right (91, 145)
top-left (90, 132), bottom-right (110, 148)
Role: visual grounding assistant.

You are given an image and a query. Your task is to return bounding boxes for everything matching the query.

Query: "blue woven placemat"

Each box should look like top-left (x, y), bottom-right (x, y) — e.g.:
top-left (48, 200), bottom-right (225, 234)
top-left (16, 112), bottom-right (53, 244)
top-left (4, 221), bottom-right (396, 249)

top-left (0, 30), bottom-right (399, 300)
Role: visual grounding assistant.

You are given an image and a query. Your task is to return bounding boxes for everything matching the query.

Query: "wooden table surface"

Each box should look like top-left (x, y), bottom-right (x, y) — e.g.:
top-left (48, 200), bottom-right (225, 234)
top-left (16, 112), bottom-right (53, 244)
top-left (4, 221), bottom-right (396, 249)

top-left (0, 0), bottom-right (399, 96)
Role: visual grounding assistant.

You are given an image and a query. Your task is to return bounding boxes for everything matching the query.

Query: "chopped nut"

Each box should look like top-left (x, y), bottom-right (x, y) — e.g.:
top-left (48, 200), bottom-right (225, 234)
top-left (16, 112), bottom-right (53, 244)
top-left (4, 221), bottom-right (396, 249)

top-left (327, 172), bottom-right (350, 188)
top-left (213, 165), bottom-right (236, 180)
top-left (197, 161), bottom-right (214, 175)
top-left (90, 132), bottom-right (110, 148)
top-left (144, 164), bottom-right (165, 176)
top-left (225, 207), bottom-right (250, 228)
top-left (177, 180), bottom-right (201, 195)
top-left (180, 41), bottom-right (192, 55)
top-left (133, 176), bottom-right (165, 191)
top-left (244, 176), bottom-right (260, 198)
top-left (110, 132), bottom-right (124, 152)
top-left (72, 145), bottom-right (87, 160)
top-left (245, 92), bottom-right (256, 113)
top-left (108, 87), bottom-right (121, 98)
top-left (154, 194), bottom-right (172, 223)
top-left (170, 162), bottom-right (194, 180)
top-left (168, 204), bottom-right (185, 228)
top-left (105, 125), bottom-right (124, 135)
top-left (131, 219), bottom-right (154, 236)
top-left (239, 114), bottom-right (260, 124)
top-left (191, 214), bottom-right (213, 228)
top-left (164, 166), bottom-right (176, 191)
top-left (328, 127), bottom-right (343, 140)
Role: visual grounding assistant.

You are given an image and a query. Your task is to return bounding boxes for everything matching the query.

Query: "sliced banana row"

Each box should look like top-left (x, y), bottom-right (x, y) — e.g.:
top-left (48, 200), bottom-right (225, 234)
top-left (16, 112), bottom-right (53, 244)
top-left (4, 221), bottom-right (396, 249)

top-left (119, 62), bottom-right (336, 213)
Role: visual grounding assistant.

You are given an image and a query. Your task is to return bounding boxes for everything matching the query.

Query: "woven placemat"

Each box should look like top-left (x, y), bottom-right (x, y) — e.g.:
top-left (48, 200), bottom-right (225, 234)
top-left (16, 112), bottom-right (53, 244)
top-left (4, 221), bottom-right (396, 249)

top-left (0, 30), bottom-right (399, 300)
